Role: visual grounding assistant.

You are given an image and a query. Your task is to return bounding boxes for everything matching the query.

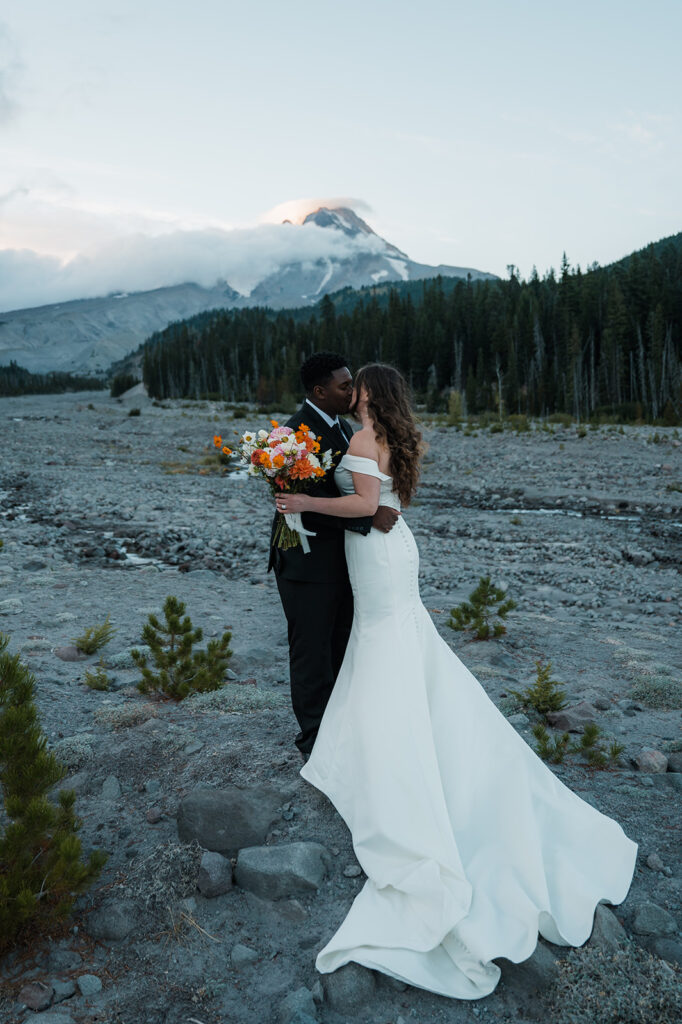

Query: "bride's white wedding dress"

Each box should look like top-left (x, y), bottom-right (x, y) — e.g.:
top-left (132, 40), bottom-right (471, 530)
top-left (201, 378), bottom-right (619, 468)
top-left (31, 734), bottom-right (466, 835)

top-left (300, 454), bottom-right (638, 1000)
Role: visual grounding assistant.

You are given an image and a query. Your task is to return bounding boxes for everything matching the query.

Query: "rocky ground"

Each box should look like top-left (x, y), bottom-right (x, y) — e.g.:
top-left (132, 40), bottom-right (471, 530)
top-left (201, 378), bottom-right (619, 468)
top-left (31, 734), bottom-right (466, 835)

top-left (0, 387), bottom-right (681, 1024)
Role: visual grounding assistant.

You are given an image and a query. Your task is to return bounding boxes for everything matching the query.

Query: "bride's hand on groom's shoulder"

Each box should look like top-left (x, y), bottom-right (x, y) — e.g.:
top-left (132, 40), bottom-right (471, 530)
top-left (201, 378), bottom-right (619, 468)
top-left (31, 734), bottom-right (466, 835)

top-left (275, 493), bottom-right (310, 515)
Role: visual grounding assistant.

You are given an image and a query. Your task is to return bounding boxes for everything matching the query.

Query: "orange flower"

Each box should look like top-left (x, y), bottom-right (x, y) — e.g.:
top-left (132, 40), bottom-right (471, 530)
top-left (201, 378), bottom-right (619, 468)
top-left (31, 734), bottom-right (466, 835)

top-left (290, 460), bottom-right (313, 479)
top-left (213, 435), bottom-right (222, 447)
top-left (222, 446), bottom-right (232, 456)
top-left (272, 454), bottom-right (285, 468)
top-left (313, 467), bottom-right (324, 477)
top-left (270, 419), bottom-right (279, 427)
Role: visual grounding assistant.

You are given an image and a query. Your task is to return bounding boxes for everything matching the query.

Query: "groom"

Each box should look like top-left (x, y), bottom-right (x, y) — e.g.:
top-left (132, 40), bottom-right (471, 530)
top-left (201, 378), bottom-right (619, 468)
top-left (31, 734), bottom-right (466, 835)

top-left (268, 352), bottom-right (399, 760)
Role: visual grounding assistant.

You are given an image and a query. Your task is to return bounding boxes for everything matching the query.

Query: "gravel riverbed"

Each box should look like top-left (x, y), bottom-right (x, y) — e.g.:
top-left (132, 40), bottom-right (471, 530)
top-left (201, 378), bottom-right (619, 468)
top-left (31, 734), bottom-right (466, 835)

top-left (0, 388), bottom-right (680, 1024)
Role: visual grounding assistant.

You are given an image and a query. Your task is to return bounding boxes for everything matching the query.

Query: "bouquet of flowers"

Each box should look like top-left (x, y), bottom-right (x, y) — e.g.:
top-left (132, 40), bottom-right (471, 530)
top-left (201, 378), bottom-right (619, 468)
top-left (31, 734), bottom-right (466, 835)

top-left (213, 420), bottom-right (334, 552)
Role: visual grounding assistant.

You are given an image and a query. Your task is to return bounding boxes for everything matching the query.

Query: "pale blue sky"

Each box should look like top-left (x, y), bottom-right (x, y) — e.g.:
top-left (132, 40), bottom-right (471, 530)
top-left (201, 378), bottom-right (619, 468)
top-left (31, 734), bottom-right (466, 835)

top-left (1, 0), bottom-right (680, 307)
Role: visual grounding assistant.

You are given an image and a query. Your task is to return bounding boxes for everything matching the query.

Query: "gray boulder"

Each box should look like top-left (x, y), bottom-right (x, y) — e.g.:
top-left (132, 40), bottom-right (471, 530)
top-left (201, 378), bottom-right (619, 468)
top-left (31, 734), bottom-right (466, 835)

top-left (667, 751), bottom-right (682, 773)
top-left (496, 940), bottom-right (560, 1018)
top-left (84, 899), bottom-right (137, 941)
top-left (230, 943), bottom-right (259, 967)
top-left (77, 974), bottom-right (102, 996)
top-left (322, 962), bottom-right (376, 1011)
top-left (546, 701), bottom-right (598, 733)
top-left (176, 784), bottom-right (286, 856)
top-left (279, 986), bottom-right (317, 1022)
top-left (635, 748), bottom-right (668, 773)
top-left (631, 902), bottom-right (678, 936)
top-left (235, 842), bottom-right (332, 899)
top-left (197, 850), bottom-right (233, 897)
top-left (589, 903), bottom-right (629, 951)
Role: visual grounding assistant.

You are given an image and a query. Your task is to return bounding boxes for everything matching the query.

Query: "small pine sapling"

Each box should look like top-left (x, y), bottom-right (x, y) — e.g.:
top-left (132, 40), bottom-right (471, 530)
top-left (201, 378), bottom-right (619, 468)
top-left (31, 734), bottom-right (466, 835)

top-left (83, 658), bottom-right (110, 691)
top-left (448, 576), bottom-right (516, 640)
top-left (532, 723), bottom-right (572, 763)
top-left (132, 595), bottom-right (232, 700)
top-left (510, 660), bottom-right (568, 716)
top-left (72, 613), bottom-right (117, 654)
top-left (0, 633), bottom-right (107, 955)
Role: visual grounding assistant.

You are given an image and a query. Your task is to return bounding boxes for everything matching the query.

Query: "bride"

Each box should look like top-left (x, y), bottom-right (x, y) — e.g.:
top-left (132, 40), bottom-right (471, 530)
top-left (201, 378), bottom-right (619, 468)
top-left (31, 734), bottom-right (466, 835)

top-left (274, 363), bottom-right (638, 1000)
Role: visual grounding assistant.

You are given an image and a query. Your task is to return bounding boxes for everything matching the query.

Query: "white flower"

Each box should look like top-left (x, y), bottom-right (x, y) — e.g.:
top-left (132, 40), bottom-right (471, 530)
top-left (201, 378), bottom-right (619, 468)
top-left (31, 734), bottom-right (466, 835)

top-left (247, 463), bottom-right (258, 476)
top-left (257, 429), bottom-right (268, 440)
top-left (321, 450), bottom-right (333, 469)
top-left (308, 453), bottom-right (321, 470)
top-left (242, 431), bottom-right (255, 444)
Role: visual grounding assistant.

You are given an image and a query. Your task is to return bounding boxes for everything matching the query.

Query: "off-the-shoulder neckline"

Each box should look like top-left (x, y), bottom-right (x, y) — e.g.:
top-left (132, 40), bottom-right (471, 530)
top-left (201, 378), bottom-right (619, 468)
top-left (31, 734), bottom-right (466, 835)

top-left (339, 453), bottom-right (392, 480)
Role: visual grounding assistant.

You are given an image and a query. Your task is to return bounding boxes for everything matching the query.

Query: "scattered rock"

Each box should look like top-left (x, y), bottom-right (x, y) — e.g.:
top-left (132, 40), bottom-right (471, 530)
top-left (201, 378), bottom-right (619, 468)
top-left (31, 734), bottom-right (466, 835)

top-left (54, 645), bottom-right (87, 662)
top-left (343, 864), bottom-right (362, 878)
top-left (19, 980), bottom-right (54, 1011)
top-left (496, 941), bottom-right (560, 1016)
top-left (639, 935), bottom-right (682, 968)
top-left (667, 751), bottom-right (682, 773)
top-left (51, 979), bottom-right (77, 1003)
top-left (631, 902), bottom-right (678, 936)
top-left (101, 774), bottom-right (122, 800)
top-left (84, 899), bottom-right (137, 941)
top-left (589, 904), bottom-right (629, 951)
top-left (176, 784), bottom-right (287, 857)
top-left (646, 853), bottom-right (665, 872)
top-left (76, 974), bottom-right (103, 996)
top-left (197, 850), bottom-right (233, 897)
top-left (635, 748), bottom-right (668, 773)
top-left (279, 986), bottom-right (317, 1022)
top-left (46, 948), bottom-right (82, 972)
top-left (546, 701), bottom-right (598, 732)
top-left (230, 943), bottom-right (259, 967)
top-left (234, 842), bottom-right (332, 899)
top-left (25, 1013), bottom-right (75, 1024)
top-left (146, 807), bottom-right (163, 824)
top-left (592, 696), bottom-right (612, 710)
top-left (322, 962), bottom-right (376, 1011)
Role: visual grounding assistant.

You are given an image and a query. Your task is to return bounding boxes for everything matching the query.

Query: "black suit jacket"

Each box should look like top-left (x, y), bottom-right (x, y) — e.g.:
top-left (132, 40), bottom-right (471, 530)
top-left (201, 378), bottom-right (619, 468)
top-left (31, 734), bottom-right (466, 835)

top-left (267, 402), bottom-right (372, 582)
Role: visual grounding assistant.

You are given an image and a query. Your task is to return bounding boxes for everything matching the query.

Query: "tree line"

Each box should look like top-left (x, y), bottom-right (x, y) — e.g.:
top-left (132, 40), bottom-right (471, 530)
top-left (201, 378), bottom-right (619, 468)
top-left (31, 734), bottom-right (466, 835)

top-left (0, 360), bottom-right (106, 397)
top-left (141, 234), bottom-right (682, 423)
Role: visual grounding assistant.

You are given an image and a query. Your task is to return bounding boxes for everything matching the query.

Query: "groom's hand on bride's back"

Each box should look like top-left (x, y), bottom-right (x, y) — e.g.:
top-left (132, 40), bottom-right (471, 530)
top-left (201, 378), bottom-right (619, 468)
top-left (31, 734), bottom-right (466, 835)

top-left (372, 506), bottom-right (400, 533)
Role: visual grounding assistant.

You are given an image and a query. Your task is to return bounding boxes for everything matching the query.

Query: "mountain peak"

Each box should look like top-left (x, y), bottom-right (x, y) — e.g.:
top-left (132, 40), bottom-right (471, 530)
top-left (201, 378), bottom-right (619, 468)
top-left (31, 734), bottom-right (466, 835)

top-left (300, 205), bottom-right (407, 258)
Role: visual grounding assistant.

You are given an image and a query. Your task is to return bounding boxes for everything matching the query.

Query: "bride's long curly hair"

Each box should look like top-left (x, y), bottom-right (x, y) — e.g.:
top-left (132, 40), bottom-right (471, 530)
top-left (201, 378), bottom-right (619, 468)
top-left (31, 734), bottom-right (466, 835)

top-left (353, 363), bottom-right (424, 506)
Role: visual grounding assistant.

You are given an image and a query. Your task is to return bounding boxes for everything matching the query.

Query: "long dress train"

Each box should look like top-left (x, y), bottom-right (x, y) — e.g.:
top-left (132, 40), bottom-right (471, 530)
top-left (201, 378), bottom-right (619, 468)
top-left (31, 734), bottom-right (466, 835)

top-left (300, 454), bottom-right (638, 1000)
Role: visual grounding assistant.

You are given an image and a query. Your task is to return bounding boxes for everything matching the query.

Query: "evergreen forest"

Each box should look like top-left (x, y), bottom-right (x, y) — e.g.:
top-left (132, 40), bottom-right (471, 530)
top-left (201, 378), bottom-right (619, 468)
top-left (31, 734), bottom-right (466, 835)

top-left (141, 234), bottom-right (682, 423)
top-left (0, 360), bottom-right (106, 398)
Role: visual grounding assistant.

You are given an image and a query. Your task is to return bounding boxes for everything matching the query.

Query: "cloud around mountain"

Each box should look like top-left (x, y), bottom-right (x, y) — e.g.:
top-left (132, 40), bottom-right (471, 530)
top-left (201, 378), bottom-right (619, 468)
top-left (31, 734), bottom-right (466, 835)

top-left (0, 195), bottom-right (388, 312)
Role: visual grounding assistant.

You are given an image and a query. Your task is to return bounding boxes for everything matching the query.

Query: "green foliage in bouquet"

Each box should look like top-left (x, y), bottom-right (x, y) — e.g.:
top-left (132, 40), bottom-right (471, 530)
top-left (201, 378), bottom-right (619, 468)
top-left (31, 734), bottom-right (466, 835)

top-left (71, 613), bottom-right (117, 654)
top-left (448, 576), bottom-right (517, 640)
top-left (132, 595), bottom-right (232, 700)
top-left (510, 660), bottom-right (568, 715)
top-left (0, 633), bottom-right (107, 955)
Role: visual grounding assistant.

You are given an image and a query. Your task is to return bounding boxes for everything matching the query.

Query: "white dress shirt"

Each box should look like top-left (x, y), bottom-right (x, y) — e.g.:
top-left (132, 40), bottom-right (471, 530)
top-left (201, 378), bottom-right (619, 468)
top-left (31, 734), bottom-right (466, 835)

top-left (305, 398), bottom-right (340, 429)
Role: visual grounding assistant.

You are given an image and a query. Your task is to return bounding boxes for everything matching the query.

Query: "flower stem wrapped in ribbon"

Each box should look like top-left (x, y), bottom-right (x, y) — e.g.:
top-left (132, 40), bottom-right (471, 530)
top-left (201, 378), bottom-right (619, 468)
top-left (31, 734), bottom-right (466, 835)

top-left (214, 420), bottom-right (334, 552)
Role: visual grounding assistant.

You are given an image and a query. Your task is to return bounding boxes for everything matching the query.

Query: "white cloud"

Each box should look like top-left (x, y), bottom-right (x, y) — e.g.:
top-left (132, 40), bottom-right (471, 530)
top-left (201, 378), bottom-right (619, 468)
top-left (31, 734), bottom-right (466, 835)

top-left (0, 219), bottom-right (386, 312)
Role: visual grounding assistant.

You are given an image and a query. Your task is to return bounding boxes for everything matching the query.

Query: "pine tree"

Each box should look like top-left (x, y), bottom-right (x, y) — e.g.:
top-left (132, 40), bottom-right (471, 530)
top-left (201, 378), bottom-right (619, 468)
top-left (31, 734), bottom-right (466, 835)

top-left (0, 633), bottom-right (107, 955)
top-left (132, 595), bottom-right (232, 700)
top-left (510, 660), bottom-right (568, 715)
top-left (448, 577), bottom-right (516, 640)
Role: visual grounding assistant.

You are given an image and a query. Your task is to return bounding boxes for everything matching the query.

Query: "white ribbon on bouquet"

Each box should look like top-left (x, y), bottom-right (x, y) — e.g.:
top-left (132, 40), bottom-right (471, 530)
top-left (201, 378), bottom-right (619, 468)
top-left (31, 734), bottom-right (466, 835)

top-left (283, 512), bottom-right (316, 554)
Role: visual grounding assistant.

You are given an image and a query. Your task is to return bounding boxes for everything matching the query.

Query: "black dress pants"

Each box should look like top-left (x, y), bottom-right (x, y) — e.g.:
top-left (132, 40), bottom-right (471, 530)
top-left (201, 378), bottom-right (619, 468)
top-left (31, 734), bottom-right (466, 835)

top-left (275, 573), bottom-right (354, 754)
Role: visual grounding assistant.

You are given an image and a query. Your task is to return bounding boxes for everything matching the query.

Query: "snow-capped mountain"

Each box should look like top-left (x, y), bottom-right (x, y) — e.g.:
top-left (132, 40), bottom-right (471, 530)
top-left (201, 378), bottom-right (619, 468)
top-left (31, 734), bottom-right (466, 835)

top-left (0, 205), bottom-right (497, 375)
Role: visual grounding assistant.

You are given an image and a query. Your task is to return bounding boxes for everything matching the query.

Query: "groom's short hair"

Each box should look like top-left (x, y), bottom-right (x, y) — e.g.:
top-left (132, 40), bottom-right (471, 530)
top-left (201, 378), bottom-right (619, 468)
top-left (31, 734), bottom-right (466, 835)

top-left (301, 352), bottom-right (349, 394)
